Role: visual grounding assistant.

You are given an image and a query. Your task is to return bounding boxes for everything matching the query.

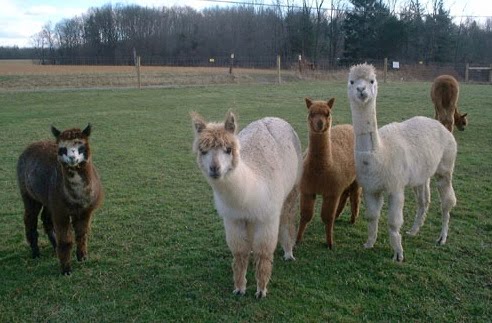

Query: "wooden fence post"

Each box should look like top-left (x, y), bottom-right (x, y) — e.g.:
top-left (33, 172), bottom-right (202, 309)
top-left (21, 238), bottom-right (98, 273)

top-left (136, 56), bottom-right (141, 89)
top-left (229, 53), bottom-right (234, 74)
top-left (384, 58), bottom-right (388, 83)
top-left (298, 54), bottom-right (302, 74)
top-left (277, 55), bottom-right (281, 84)
top-left (465, 63), bottom-right (469, 83)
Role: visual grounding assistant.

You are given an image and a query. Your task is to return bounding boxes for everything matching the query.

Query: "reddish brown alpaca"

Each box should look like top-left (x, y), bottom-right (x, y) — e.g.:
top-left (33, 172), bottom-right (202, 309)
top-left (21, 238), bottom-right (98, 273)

top-left (297, 98), bottom-right (361, 249)
top-left (17, 125), bottom-right (103, 275)
top-left (431, 75), bottom-right (468, 132)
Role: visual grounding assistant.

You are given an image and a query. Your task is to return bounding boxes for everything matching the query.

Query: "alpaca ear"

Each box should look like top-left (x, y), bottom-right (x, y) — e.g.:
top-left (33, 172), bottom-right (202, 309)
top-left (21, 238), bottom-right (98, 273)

top-left (305, 98), bottom-right (313, 109)
top-left (461, 113), bottom-right (468, 118)
top-left (224, 111), bottom-right (237, 134)
top-left (327, 98), bottom-right (335, 109)
top-left (51, 125), bottom-right (61, 139)
top-left (82, 124), bottom-right (92, 137)
top-left (190, 112), bottom-right (206, 134)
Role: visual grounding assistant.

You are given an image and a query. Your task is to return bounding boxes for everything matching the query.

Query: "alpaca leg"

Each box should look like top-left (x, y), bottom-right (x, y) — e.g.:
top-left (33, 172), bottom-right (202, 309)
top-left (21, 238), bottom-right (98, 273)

top-left (349, 182), bottom-right (362, 224)
top-left (407, 180), bottom-right (431, 236)
top-left (435, 174), bottom-right (456, 245)
top-left (252, 220), bottom-right (279, 298)
top-left (279, 185), bottom-right (298, 260)
top-left (363, 192), bottom-right (383, 249)
top-left (41, 208), bottom-right (56, 250)
top-left (224, 218), bottom-right (250, 296)
top-left (388, 191), bottom-right (405, 262)
top-left (21, 195), bottom-right (42, 258)
top-left (53, 216), bottom-right (74, 275)
top-left (296, 193), bottom-right (316, 243)
top-left (321, 195), bottom-right (340, 249)
top-left (73, 212), bottom-right (93, 261)
top-left (335, 189), bottom-right (350, 219)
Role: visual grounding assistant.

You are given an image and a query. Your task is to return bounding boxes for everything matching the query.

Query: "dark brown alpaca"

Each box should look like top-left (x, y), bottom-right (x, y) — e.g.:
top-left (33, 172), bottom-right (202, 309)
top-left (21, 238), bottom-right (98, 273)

top-left (431, 75), bottom-right (468, 132)
top-left (297, 98), bottom-right (361, 249)
top-left (17, 124), bottom-right (103, 275)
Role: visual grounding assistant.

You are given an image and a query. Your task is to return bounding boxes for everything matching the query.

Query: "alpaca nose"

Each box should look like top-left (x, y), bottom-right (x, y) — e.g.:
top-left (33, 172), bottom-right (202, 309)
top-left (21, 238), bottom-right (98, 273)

top-left (317, 120), bottom-right (323, 130)
top-left (209, 165), bottom-right (220, 178)
top-left (357, 86), bottom-right (366, 93)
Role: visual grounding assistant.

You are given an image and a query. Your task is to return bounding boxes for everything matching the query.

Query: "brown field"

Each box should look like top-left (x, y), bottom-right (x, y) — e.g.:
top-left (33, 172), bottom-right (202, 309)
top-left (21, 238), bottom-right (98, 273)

top-left (0, 59), bottom-right (472, 91)
top-left (0, 59), bottom-right (312, 91)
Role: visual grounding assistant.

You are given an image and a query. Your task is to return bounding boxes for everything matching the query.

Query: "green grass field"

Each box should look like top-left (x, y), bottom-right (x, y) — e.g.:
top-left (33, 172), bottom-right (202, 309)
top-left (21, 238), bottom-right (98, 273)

top-left (0, 81), bottom-right (490, 321)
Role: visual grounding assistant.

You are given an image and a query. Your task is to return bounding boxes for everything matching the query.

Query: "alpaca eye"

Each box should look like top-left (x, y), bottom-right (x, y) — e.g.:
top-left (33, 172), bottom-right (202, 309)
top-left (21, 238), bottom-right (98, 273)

top-left (370, 80), bottom-right (374, 84)
top-left (225, 147), bottom-right (232, 154)
top-left (350, 80), bottom-right (354, 85)
top-left (200, 149), bottom-right (207, 155)
top-left (78, 146), bottom-right (86, 154)
top-left (58, 147), bottom-right (67, 156)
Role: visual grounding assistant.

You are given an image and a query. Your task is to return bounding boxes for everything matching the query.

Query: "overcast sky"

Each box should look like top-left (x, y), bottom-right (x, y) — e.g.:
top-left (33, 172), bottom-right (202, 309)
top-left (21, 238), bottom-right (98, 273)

top-left (1, 0), bottom-right (491, 48)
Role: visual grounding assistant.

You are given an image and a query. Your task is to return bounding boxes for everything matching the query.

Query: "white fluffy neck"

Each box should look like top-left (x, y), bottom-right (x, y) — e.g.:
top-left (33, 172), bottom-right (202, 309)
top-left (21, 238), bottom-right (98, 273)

top-left (208, 160), bottom-right (258, 208)
top-left (350, 98), bottom-right (382, 152)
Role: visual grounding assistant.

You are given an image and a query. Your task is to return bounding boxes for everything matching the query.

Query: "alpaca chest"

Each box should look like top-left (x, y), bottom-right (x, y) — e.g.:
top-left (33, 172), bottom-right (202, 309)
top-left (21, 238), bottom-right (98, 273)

top-left (355, 153), bottom-right (387, 192)
top-left (213, 186), bottom-right (282, 222)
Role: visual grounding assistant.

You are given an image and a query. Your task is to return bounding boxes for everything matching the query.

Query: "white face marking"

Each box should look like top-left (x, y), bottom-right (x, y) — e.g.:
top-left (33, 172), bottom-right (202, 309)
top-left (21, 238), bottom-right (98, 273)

top-left (58, 140), bottom-right (87, 167)
top-left (199, 147), bottom-right (234, 180)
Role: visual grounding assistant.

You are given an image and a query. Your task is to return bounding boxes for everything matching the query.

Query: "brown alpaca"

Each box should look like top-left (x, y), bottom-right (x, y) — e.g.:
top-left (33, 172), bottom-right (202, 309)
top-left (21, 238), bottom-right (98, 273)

top-left (17, 125), bottom-right (103, 275)
top-left (431, 75), bottom-right (468, 132)
top-left (297, 98), bottom-right (361, 249)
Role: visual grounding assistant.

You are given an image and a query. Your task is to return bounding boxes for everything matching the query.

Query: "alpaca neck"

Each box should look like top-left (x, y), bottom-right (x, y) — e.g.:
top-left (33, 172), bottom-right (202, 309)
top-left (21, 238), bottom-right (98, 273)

top-left (308, 130), bottom-right (332, 162)
top-left (61, 162), bottom-right (96, 206)
top-left (210, 160), bottom-right (259, 208)
top-left (350, 99), bottom-right (382, 152)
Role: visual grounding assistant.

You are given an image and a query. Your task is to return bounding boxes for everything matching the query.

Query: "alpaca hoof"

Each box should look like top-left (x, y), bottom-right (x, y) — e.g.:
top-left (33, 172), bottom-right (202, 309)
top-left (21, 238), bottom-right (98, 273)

top-left (77, 252), bottom-right (87, 262)
top-left (61, 268), bottom-right (72, 276)
top-left (393, 252), bottom-right (404, 263)
top-left (31, 249), bottom-right (40, 258)
top-left (255, 290), bottom-right (267, 299)
top-left (436, 235), bottom-right (447, 245)
top-left (233, 288), bottom-right (246, 296)
top-left (406, 230), bottom-right (418, 237)
top-left (283, 253), bottom-right (295, 261)
top-left (363, 241), bottom-right (374, 249)
top-left (406, 226), bottom-right (419, 236)
top-left (326, 243), bottom-right (333, 250)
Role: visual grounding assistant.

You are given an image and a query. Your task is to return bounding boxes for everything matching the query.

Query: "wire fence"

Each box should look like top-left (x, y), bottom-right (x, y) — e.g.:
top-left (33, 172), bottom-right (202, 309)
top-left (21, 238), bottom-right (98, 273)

top-left (31, 55), bottom-right (492, 83)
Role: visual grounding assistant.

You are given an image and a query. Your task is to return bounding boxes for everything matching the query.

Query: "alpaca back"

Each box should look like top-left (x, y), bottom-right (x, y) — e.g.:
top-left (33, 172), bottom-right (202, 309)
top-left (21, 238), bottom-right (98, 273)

top-left (239, 117), bottom-right (302, 192)
top-left (376, 116), bottom-right (456, 188)
top-left (431, 75), bottom-right (459, 111)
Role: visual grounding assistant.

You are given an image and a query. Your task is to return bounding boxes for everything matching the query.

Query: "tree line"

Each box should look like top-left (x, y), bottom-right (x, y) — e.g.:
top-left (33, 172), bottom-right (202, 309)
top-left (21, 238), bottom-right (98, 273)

top-left (1, 0), bottom-right (491, 67)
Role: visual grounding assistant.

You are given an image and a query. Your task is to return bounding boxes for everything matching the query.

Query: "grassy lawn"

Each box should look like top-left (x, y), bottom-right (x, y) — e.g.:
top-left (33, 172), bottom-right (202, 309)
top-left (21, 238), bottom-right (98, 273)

top-left (0, 80), bottom-right (490, 321)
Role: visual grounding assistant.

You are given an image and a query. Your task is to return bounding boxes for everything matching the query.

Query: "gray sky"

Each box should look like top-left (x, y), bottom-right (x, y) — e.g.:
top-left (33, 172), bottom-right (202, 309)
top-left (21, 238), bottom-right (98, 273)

top-left (2, 0), bottom-right (491, 48)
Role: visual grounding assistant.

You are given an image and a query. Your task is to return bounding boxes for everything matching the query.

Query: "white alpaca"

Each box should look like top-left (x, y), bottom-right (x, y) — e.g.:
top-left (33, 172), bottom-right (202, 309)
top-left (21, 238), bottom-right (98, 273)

top-left (347, 63), bottom-right (457, 262)
top-left (191, 111), bottom-right (302, 298)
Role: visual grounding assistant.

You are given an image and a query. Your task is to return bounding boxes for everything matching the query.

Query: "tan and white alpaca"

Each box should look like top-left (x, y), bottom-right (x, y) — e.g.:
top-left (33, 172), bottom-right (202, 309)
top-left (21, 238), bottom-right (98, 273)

top-left (297, 97), bottom-right (361, 249)
top-left (17, 125), bottom-right (103, 274)
top-left (191, 111), bottom-right (302, 298)
top-left (348, 64), bottom-right (457, 262)
top-left (431, 75), bottom-right (468, 132)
